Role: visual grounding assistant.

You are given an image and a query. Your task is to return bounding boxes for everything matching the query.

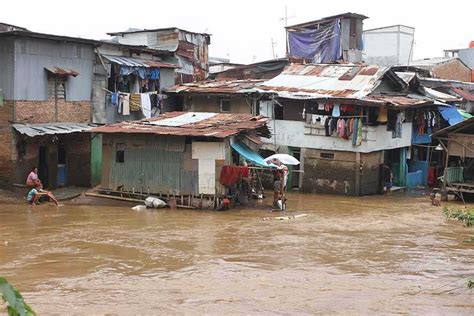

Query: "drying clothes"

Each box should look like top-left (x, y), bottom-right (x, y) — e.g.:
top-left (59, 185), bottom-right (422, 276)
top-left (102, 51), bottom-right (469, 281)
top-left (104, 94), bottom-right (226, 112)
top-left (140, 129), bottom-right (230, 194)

top-left (325, 102), bottom-right (333, 112)
top-left (337, 119), bottom-right (346, 138)
top-left (325, 117), bottom-right (331, 136)
top-left (352, 118), bottom-right (359, 146)
top-left (330, 118), bottom-right (337, 135)
top-left (377, 108), bottom-right (388, 123)
top-left (311, 114), bottom-right (319, 124)
top-left (332, 104), bottom-right (341, 117)
top-left (119, 93), bottom-right (130, 115)
top-left (318, 103), bottom-right (325, 110)
top-left (393, 112), bottom-right (405, 139)
top-left (348, 118), bottom-right (354, 135)
top-left (357, 118), bottom-right (362, 146)
top-left (130, 93), bottom-right (141, 111)
top-left (340, 105), bottom-right (355, 112)
top-left (141, 93), bottom-right (152, 119)
top-left (219, 165), bottom-right (241, 187)
top-left (320, 115), bottom-right (328, 127)
top-left (111, 93), bottom-right (119, 106)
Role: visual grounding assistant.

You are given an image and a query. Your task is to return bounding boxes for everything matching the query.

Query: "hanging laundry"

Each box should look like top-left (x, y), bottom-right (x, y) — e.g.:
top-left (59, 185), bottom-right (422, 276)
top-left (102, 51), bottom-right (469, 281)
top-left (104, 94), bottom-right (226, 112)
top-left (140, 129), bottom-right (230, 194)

top-left (325, 102), bottom-right (333, 112)
top-left (318, 102), bottom-right (325, 110)
top-left (219, 165), bottom-right (241, 186)
top-left (332, 103), bottom-right (341, 117)
top-left (352, 118), bottom-right (358, 146)
top-left (337, 118), bottom-right (346, 138)
top-left (356, 118), bottom-right (362, 146)
top-left (387, 110), bottom-right (397, 131)
top-left (330, 118), bottom-right (337, 135)
top-left (377, 108), bottom-right (388, 122)
top-left (348, 118), bottom-right (354, 136)
top-left (320, 115), bottom-right (328, 127)
top-left (119, 93), bottom-right (130, 115)
top-left (111, 92), bottom-right (119, 106)
top-left (130, 93), bottom-right (141, 111)
top-left (311, 114), bottom-right (319, 124)
top-left (141, 93), bottom-right (152, 119)
top-left (325, 117), bottom-right (331, 136)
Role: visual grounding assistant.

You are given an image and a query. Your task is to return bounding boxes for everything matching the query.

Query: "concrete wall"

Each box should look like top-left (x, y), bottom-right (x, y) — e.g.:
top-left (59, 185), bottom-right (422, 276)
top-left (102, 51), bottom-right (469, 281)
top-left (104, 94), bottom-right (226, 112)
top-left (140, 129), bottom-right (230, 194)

top-left (432, 59), bottom-right (471, 82)
top-left (363, 25), bottom-right (414, 66)
top-left (13, 37), bottom-right (94, 101)
top-left (264, 119), bottom-right (412, 153)
top-left (302, 148), bottom-right (383, 195)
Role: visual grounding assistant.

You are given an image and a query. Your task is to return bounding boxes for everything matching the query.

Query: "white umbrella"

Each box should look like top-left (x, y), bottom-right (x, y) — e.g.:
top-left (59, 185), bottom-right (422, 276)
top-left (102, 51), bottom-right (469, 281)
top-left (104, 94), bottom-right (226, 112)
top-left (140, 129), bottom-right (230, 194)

top-left (265, 153), bottom-right (300, 165)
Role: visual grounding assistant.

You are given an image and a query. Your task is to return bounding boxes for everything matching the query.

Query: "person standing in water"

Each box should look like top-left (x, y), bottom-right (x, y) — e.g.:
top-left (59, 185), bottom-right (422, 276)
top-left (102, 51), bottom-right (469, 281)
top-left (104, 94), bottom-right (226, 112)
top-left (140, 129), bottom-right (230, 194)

top-left (272, 159), bottom-right (288, 209)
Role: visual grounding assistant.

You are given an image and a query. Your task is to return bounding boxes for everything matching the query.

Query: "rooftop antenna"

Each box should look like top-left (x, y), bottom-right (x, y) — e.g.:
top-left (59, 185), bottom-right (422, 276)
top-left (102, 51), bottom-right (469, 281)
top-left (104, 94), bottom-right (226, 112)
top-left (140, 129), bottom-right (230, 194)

top-left (279, 5), bottom-right (295, 27)
top-left (271, 38), bottom-right (277, 59)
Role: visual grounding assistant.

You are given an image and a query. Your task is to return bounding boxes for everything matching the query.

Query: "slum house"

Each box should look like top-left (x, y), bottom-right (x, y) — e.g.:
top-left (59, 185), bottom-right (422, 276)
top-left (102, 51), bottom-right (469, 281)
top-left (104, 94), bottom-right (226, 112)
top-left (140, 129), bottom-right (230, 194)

top-left (166, 79), bottom-right (265, 115)
top-left (286, 12), bottom-right (367, 63)
top-left (417, 77), bottom-right (474, 114)
top-left (409, 57), bottom-right (472, 82)
top-left (0, 30), bottom-right (100, 189)
top-left (169, 63), bottom-right (454, 195)
top-left (91, 112), bottom-right (269, 204)
top-left (92, 41), bottom-right (180, 124)
top-left (432, 117), bottom-right (474, 200)
top-left (107, 27), bottom-right (210, 84)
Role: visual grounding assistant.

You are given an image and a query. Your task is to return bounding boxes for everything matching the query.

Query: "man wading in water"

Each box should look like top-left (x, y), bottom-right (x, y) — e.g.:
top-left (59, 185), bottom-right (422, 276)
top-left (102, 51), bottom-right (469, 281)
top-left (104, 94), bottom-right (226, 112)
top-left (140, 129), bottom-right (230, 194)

top-left (272, 159), bottom-right (288, 210)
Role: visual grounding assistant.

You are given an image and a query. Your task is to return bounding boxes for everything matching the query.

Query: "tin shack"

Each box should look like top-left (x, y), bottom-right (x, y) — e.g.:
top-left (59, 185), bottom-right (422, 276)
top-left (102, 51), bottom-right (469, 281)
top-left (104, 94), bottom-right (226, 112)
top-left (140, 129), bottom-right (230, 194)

top-left (91, 112), bottom-right (269, 200)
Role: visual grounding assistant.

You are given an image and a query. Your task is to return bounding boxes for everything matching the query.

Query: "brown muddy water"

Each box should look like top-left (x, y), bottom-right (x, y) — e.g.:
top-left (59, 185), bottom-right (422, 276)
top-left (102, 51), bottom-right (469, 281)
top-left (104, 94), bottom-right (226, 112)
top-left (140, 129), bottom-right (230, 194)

top-left (1, 192), bottom-right (473, 315)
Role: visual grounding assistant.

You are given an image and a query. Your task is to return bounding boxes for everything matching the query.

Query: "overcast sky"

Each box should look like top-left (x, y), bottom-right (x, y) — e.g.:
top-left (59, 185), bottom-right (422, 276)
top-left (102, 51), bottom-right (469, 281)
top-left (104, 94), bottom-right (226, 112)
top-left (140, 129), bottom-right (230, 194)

top-left (2, 0), bottom-right (473, 64)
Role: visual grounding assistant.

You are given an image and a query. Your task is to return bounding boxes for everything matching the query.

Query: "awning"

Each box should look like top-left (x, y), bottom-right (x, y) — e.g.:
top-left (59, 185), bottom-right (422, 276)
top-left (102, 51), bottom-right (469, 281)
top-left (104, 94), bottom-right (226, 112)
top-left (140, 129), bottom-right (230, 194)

top-left (458, 109), bottom-right (473, 119)
top-left (231, 141), bottom-right (269, 167)
top-left (101, 54), bottom-right (178, 69)
top-left (438, 105), bottom-right (464, 126)
top-left (13, 122), bottom-right (98, 137)
top-left (44, 66), bottom-right (79, 77)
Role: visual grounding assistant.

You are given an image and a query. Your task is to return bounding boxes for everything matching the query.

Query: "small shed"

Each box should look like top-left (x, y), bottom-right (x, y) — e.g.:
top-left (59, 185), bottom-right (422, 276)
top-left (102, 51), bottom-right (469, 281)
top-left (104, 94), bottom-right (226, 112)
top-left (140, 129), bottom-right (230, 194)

top-left (91, 112), bottom-right (268, 198)
top-left (432, 117), bottom-right (474, 196)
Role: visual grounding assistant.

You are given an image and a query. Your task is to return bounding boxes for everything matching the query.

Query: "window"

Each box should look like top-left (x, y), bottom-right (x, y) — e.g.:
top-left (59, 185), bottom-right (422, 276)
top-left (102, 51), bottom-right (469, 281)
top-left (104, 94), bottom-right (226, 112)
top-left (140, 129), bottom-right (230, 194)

top-left (320, 152), bottom-right (334, 159)
top-left (48, 75), bottom-right (66, 100)
top-left (219, 99), bottom-right (231, 112)
top-left (116, 144), bottom-right (125, 163)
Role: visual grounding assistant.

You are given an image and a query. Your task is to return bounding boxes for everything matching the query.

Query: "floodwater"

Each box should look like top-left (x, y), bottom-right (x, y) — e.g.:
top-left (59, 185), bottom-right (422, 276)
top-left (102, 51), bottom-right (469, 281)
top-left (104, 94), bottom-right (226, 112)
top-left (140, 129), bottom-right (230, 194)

top-left (1, 193), bottom-right (473, 315)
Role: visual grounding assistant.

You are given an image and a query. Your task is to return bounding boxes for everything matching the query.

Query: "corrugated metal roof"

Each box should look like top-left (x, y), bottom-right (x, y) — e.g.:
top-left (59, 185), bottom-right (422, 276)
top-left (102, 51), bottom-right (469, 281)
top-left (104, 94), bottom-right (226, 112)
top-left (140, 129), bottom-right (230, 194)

top-left (451, 88), bottom-right (474, 101)
top-left (423, 87), bottom-right (462, 103)
top-left (101, 54), bottom-right (178, 69)
top-left (165, 79), bottom-right (265, 94)
top-left (254, 63), bottom-right (389, 99)
top-left (44, 66), bottom-right (80, 77)
top-left (92, 112), bottom-right (268, 138)
top-left (365, 95), bottom-right (432, 108)
top-left (13, 123), bottom-right (98, 137)
top-left (410, 57), bottom-right (457, 67)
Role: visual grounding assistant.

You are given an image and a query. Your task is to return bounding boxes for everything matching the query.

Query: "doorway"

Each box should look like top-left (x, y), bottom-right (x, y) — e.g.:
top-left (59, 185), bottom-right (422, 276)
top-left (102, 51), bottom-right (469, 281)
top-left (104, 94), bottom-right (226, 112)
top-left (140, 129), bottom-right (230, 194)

top-left (288, 147), bottom-right (301, 190)
top-left (57, 145), bottom-right (67, 187)
top-left (38, 146), bottom-right (49, 188)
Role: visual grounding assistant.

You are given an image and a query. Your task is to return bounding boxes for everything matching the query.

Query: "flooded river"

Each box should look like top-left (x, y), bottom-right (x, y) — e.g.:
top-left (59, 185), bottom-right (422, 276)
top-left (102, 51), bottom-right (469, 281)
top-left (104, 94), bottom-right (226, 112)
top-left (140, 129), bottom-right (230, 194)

top-left (1, 192), bottom-right (473, 314)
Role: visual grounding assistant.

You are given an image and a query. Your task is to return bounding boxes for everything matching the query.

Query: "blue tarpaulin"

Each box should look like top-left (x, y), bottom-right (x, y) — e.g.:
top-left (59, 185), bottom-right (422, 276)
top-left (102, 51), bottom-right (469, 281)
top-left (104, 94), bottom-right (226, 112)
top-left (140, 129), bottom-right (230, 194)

top-left (438, 105), bottom-right (464, 126)
top-left (231, 142), bottom-right (270, 167)
top-left (288, 18), bottom-right (341, 63)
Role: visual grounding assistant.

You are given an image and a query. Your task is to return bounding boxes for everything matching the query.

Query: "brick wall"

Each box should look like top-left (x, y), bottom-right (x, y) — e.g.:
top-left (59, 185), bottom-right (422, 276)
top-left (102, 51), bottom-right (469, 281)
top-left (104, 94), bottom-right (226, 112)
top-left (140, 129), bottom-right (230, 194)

top-left (433, 60), bottom-right (471, 82)
top-left (0, 101), bottom-right (14, 186)
top-left (15, 100), bottom-right (91, 124)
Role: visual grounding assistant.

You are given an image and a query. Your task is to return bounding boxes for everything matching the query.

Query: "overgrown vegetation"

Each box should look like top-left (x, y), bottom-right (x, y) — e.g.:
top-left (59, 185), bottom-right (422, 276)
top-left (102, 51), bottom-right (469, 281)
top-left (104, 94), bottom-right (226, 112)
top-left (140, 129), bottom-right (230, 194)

top-left (443, 207), bottom-right (474, 227)
top-left (469, 280), bottom-right (474, 289)
top-left (0, 277), bottom-right (35, 316)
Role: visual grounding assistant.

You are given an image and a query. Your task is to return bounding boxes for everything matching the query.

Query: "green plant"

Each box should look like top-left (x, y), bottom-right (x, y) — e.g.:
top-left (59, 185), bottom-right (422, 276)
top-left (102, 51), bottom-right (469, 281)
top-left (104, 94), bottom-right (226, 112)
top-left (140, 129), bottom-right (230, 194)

top-left (0, 277), bottom-right (35, 316)
top-left (443, 207), bottom-right (474, 227)
top-left (469, 280), bottom-right (474, 289)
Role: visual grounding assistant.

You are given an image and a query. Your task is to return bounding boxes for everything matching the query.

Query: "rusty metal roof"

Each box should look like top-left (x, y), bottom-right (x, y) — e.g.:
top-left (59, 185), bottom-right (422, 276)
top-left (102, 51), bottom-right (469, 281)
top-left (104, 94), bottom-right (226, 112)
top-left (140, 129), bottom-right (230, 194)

top-left (165, 79), bottom-right (265, 94)
top-left (91, 112), bottom-right (268, 138)
top-left (44, 66), bottom-right (80, 77)
top-left (365, 95), bottom-right (433, 108)
top-left (101, 54), bottom-right (179, 69)
top-left (451, 88), bottom-right (474, 102)
top-left (253, 63), bottom-right (389, 100)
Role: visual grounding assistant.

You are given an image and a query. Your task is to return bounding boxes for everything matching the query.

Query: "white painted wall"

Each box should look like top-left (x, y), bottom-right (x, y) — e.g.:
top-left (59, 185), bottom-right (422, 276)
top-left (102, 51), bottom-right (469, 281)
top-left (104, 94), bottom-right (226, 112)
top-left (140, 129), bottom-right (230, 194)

top-left (363, 25), bottom-right (414, 66)
top-left (264, 119), bottom-right (412, 153)
top-left (192, 142), bottom-right (225, 194)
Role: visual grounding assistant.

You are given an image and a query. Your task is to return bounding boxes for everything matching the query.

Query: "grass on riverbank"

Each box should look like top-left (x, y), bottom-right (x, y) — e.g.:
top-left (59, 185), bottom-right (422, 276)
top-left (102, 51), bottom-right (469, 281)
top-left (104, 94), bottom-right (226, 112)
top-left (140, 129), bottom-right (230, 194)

top-left (443, 207), bottom-right (474, 227)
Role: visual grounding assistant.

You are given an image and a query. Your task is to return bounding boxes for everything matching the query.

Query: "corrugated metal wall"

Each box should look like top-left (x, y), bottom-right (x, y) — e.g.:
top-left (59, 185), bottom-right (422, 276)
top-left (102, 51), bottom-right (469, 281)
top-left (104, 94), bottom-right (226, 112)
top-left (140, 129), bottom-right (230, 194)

top-left (102, 134), bottom-right (199, 195)
top-left (13, 38), bottom-right (94, 101)
top-left (0, 38), bottom-right (15, 100)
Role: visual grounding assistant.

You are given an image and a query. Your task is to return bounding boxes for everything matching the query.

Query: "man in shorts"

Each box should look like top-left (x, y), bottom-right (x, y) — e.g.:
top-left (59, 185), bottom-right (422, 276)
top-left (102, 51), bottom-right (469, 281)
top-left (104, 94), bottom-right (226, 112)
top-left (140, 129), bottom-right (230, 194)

top-left (272, 159), bottom-right (288, 208)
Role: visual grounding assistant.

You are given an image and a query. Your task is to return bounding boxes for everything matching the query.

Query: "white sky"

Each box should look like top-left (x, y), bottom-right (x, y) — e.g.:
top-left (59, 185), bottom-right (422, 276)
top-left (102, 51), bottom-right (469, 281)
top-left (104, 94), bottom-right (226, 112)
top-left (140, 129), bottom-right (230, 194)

top-left (2, 0), bottom-right (473, 64)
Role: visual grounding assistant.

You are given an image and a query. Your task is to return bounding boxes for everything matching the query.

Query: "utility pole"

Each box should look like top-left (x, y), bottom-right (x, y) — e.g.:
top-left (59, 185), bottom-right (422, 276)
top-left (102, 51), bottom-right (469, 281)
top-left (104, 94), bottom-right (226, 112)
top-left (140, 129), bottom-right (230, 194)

top-left (279, 5), bottom-right (295, 57)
